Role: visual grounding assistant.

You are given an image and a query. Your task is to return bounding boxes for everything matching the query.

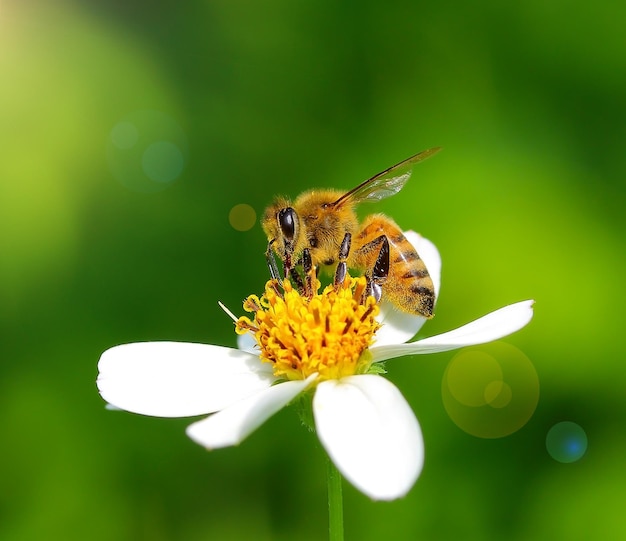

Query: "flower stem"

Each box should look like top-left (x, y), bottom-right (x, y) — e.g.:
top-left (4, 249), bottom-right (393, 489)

top-left (326, 454), bottom-right (344, 541)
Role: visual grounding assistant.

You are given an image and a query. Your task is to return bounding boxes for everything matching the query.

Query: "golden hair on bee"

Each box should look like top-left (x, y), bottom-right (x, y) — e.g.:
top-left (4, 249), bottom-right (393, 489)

top-left (262, 147), bottom-right (441, 318)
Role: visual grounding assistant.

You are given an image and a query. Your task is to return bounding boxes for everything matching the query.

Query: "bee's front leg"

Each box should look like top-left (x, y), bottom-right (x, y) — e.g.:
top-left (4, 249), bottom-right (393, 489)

top-left (334, 233), bottom-right (352, 288)
top-left (265, 239), bottom-right (283, 284)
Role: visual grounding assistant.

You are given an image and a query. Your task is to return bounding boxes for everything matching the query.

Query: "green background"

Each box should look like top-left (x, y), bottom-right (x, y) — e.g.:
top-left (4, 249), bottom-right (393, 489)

top-left (1, 1), bottom-right (624, 539)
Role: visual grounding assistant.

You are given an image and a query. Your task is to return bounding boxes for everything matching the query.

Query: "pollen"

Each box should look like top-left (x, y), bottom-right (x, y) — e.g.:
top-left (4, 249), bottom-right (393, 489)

top-left (236, 277), bottom-right (380, 382)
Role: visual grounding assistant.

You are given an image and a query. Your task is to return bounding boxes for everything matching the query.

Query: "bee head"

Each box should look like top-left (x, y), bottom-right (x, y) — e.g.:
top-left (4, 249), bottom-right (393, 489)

top-left (262, 197), bottom-right (302, 263)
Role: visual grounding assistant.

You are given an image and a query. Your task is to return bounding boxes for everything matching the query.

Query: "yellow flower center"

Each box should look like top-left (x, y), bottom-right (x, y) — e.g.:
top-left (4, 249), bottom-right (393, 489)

top-left (236, 276), bottom-right (380, 382)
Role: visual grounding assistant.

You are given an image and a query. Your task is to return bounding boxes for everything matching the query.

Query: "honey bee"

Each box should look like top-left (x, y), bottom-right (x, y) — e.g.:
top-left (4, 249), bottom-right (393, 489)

top-left (262, 147), bottom-right (441, 318)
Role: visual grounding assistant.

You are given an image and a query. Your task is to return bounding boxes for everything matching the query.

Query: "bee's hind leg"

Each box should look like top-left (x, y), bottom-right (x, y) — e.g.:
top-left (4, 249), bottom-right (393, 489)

top-left (359, 235), bottom-right (389, 303)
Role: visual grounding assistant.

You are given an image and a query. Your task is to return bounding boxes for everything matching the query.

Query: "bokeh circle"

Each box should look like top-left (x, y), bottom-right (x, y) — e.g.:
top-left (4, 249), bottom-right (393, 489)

top-left (442, 342), bottom-right (539, 438)
top-left (546, 421), bottom-right (588, 463)
top-left (107, 110), bottom-right (188, 193)
top-left (229, 203), bottom-right (257, 231)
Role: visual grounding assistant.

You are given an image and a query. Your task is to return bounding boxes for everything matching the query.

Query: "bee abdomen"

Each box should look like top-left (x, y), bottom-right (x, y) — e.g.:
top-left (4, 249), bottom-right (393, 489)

top-left (410, 285), bottom-right (435, 317)
top-left (353, 215), bottom-right (436, 318)
top-left (394, 250), bottom-right (420, 264)
top-left (402, 268), bottom-right (430, 279)
top-left (390, 238), bottom-right (436, 318)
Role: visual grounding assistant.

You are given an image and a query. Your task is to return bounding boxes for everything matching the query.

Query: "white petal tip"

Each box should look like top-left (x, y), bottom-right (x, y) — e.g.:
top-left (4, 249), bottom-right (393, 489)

top-left (104, 403), bottom-right (123, 411)
top-left (185, 423), bottom-right (219, 450)
top-left (96, 341), bottom-right (275, 418)
top-left (185, 375), bottom-right (317, 451)
top-left (516, 299), bottom-right (535, 323)
top-left (314, 376), bottom-right (423, 500)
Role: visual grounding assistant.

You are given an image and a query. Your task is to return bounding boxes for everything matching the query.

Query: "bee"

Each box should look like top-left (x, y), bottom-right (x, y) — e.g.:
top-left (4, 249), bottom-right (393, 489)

top-left (262, 147), bottom-right (441, 318)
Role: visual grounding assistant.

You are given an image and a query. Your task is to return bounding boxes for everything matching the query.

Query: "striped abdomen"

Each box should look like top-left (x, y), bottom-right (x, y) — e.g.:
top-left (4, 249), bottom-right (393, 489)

top-left (351, 214), bottom-right (435, 318)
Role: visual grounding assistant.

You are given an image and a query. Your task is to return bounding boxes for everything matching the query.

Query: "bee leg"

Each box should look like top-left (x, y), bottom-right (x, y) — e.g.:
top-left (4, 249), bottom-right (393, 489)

top-left (265, 240), bottom-right (283, 284)
top-left (334, 233), bottom-right (352, 288)
top-left (372, 235), bottom-right (390, 285)
top-left (283, 254), bottom-right (293, 283)
top-left (302, 248), bottom-right (315, 298)
top-left (283, 253), bottom-right (306, 295)
top-left (288, 267), bottom-right (305, 293)
top-left (360, 235), bottom-right (389, 303)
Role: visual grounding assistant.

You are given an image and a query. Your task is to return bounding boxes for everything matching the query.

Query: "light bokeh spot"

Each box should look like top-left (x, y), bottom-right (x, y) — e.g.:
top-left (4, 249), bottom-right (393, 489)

top-left (142, 141), bottom-right (185, 184)
top-left (110, 121), bottom-right (138, 149)
top-left (484, 381), bottom-right (512, 408)
top-left (229, 203), bottom-right (257, 231)
top-left (446, 350), bottom-right (503, 407)
top-left (546, 421), bottom-right (588, 463)
top-left (107, 110), bottom-right (188, 193)
top-left (442, 342), bottom-right (539, 438)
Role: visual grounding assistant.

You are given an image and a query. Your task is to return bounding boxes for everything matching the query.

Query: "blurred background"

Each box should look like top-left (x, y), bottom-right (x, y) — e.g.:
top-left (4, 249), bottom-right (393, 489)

top-left (1, 0), bottom-right (624, 539)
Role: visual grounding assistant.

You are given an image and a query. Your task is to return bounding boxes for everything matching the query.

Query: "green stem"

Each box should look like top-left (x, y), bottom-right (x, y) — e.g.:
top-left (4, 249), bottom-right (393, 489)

top-left (326, 454), bottom-right (344, 541)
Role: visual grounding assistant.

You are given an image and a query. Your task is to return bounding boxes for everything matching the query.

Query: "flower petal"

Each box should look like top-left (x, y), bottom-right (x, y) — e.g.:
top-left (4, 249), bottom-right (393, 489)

top-left (371, 300), bottom-right (534, 362)
top-left (97, 341), bottom-right (276, 418)
top-left (237, 332), bottom-right (259, 354)
top-left (374, 301), bottom-right (429, 346)
top-left (186, 374), bottom-right (317, 449)
top-left (313, 375), bottom-right (423, 501)
top-left (374, 232), bottom-right (441, 346)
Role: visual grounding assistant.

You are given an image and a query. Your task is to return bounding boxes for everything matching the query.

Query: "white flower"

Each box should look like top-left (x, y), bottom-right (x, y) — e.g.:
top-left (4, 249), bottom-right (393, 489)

top-left (97, 233), bottom-right (533, 501)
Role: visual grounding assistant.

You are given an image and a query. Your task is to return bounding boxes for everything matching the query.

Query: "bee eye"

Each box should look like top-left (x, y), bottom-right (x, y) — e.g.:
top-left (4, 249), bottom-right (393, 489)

top-left (278, 207), bottom-right (297, 241)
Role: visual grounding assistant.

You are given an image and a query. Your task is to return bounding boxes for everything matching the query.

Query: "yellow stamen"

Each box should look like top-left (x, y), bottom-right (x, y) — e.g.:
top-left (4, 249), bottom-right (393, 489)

top-left (236, 276), bottom-right (380, 383)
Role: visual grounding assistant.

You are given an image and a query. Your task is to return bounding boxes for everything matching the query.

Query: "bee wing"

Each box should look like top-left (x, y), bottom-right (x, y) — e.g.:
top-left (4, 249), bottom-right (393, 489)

top-left (332, 147), bottom-right (441, 208)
